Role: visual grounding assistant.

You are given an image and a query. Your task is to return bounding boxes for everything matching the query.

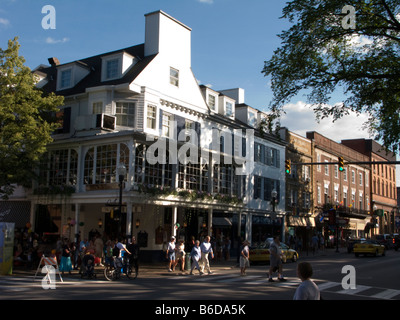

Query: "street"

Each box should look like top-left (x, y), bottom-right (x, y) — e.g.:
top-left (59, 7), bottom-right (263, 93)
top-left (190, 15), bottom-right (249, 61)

top-left (1, 248), bottom-right (399, 303)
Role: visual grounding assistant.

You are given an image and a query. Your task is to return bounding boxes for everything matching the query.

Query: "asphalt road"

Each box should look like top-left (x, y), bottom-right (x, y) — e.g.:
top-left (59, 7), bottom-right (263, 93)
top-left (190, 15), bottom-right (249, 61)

top-left (1, 248), bottom-right (399, 306)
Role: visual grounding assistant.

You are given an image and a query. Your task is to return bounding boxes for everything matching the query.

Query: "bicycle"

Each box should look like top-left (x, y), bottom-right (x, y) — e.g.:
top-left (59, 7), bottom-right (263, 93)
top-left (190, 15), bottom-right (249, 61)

top-left (104, 254), bottom-right (135, 281)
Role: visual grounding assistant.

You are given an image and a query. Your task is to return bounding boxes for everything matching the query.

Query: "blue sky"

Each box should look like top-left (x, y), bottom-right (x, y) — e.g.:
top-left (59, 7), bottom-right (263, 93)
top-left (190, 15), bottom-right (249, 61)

top-left (0, 0), bottom-right (376, 142)
top-left (0, 0), bottom-right (287, 108)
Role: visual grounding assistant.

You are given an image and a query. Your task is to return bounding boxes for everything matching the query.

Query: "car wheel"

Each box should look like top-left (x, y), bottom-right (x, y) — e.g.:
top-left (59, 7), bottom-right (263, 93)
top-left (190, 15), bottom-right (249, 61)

top-left (355, 253), bottom-right (359, 257)
top-left (382, 250), bottom-right (385, 256)
top-left (292, 254), bottom-right (298, 262)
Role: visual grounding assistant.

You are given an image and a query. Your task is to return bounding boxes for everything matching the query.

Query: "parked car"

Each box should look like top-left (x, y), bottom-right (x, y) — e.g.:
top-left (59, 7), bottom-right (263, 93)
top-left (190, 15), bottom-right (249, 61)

top-left (249, 240), bottom-right (298, 264)
top-left (354, 240), bottom-right (385, 257)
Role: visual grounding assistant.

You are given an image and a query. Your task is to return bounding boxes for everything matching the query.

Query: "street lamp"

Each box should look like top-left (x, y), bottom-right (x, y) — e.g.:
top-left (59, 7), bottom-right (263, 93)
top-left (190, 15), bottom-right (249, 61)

top-left (117, 163), bottom-right (127, 236)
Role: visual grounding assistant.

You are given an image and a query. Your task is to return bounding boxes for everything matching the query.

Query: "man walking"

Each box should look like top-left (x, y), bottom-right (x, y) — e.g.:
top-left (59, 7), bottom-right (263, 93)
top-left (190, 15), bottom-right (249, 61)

top-left (200, 236), bottom-right (214, 275)
top-left (268, 236), bottom-right (286, 282)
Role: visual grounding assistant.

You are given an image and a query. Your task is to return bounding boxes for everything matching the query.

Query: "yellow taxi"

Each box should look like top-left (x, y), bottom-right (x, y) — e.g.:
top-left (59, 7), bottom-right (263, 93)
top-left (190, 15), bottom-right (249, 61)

top-left (354, 240), bottom-right (385, 257)
top-left (249, 241), bottom-right (298, 264)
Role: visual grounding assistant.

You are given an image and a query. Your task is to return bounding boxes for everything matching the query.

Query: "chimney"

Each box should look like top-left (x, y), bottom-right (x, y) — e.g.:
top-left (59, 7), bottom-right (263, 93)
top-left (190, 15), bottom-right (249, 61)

top-left (144, 10), bottom-right (191, 67)
top-left (48, 57), bottom-right (60, 66)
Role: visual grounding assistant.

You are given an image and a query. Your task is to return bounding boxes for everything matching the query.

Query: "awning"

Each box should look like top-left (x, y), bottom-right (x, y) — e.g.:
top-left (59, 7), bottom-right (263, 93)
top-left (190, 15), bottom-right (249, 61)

top-left (287, 216), bottom-right (315, 227)
top-left (212, 217), bottom-right (232, 226)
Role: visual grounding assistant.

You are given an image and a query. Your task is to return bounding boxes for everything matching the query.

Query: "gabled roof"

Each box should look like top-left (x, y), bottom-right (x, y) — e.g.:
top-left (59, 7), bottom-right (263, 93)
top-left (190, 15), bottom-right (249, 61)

top-left (34, 44), bottom-right (157, 96)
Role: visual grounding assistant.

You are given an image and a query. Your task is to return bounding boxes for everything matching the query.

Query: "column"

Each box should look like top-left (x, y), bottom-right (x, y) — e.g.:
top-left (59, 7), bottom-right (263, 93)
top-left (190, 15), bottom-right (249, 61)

top-left (172, 206), bottom-right (178, 237)
top-left (74, 204), bottom-right (80, 242)
top-left (126, 201), bottom-right (132, 240)
top-left (208, 208), bottom-right (213, 236)
top-left (245, 213), bottom-right (252, 242)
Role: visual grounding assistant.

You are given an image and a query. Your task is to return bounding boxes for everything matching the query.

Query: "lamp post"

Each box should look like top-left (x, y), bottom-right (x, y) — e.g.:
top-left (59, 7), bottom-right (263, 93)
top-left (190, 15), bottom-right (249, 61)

top-left (117, 163), bottom-right (127, 237)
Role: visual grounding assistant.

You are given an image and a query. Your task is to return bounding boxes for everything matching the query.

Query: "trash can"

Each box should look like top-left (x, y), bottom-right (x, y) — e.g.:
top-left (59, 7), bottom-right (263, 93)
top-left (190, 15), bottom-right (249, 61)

top-left (184, 253), bottom-right (191, 271)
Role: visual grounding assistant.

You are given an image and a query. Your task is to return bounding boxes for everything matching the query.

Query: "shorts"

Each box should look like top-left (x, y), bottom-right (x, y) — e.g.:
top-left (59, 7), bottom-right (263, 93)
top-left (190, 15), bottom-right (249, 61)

top-left (168, 251), bottom-right (176, 261)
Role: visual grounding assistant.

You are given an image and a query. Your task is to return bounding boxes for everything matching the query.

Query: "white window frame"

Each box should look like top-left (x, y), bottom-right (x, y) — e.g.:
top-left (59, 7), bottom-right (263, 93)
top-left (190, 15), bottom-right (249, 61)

top-left (106, 58), bottom-right (119, 80)
top-left (170, 67), bottom-right (179, 87)
top-left (92, 101), bottom-right (103, 114)
top-left (146, 105), bottom-right (157, 130)
top-left (116, 101), bottom-right (135, 127)
top-left (208, 94), bottom-right (217, 111)
top-left (59, 68), bottom-right (72, 90)
top-left (162, 112), bottom-right (172, 137)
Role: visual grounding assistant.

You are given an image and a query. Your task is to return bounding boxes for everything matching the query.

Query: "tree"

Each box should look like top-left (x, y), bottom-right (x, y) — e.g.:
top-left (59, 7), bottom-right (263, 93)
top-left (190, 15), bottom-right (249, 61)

top-left (262, 0), bottom-right (400, 152)
top-left (0, 37), bottom-right (64, 199)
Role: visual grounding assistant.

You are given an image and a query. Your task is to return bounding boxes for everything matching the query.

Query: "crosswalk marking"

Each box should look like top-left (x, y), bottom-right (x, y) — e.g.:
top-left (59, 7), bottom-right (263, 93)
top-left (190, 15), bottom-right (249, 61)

top-left (180, 275), bottom-right (400, 300)
top-left (371, 289), bottom-right (400, 300)
top-left (317, 281), bottom-right (341, 291)
top-left (337, 285), bottom-right (370, 295)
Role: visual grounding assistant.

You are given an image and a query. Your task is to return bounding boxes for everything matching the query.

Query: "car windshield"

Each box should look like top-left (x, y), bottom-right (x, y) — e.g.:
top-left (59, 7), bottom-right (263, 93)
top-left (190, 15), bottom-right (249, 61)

top-left (360, 240), bottom-right (377, 244)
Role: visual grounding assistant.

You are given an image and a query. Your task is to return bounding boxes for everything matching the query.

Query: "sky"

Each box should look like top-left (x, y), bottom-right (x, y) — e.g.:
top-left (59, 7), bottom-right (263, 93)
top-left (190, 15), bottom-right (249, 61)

top-left (0, 0), bottom-right (397, 182)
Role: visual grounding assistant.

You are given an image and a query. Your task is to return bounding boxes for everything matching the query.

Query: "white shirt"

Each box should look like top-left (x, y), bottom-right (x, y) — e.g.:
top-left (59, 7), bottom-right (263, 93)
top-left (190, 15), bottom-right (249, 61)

top-left (200, 241), bottom-right (213, 254)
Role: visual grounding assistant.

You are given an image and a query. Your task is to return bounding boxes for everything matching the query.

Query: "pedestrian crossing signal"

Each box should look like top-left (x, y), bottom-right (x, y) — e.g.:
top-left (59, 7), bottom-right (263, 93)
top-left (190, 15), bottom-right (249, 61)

top-left (338, 156), bottom-right (344, 172)
top-left (285, 159), bottom-right (291, 174)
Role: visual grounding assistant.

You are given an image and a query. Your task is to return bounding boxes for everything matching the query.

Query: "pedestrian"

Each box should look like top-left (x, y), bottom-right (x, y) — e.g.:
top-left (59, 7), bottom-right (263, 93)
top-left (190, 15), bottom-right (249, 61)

top-left (176, 240), bottom-right (186, 271)
top-left (189, 240), bottom-right (202, 275)
top-left (127, 236), bottom-right (140, 278)
top-left (240, 240), bottom-right (250, 276)
top-left (104, 240), bottom-right (114, 266)
top-left (200, 236), bottom-right (214, 274)
top-left (59, 238), bottom-right (72, 275)
top-left (166, 236), bottom-right (176, 272)
top-left (311, 234), bottom-right (319, 255)
top-left (293, 262), bottom-right (320, 300)
top-left (94, 234), bottom-right (104, 266)
top-left (268, 236), bottom-right (286, 282)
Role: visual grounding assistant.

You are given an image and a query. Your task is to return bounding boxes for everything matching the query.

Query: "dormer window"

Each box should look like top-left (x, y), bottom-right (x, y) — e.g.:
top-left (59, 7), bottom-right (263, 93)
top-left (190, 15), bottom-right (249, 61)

top-left (226, 101), bottom-right (233, 117)
top-left (56, 63), bottom-right (90, 91)
top-left (60, 68), bottom-right (72, 89)
top-left (208, 94), bottom-right (216, 112)
top-left (101, 52), bottom-right (137, 82)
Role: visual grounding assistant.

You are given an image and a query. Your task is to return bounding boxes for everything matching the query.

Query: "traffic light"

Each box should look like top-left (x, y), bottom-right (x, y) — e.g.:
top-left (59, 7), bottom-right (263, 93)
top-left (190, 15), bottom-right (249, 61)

top-left (338, 156), bottom-right (344, 172)
top-left (285, 159), bottom-right (291, 174)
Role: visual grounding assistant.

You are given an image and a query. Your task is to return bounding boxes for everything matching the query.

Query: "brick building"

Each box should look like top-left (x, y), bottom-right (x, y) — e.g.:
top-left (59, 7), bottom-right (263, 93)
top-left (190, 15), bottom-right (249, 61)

top-left (342, 139), bottom-right (398, 234)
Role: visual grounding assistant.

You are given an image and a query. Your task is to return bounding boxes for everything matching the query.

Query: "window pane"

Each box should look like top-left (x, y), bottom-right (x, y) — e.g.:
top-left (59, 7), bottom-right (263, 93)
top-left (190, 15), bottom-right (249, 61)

top-left (106, 59), bottom-right (119, 79)
top-left (170, 67), bottom-right (179, 87)
top-left (116, 102), bottom-right (135, 127)
top-left (61, 69), bottom-right (71, 88)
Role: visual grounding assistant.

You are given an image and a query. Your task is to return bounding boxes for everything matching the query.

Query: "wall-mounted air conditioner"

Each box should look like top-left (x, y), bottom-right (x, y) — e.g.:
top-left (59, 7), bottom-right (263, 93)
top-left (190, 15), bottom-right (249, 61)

top-left (96, 114), bottom-right (116, 130)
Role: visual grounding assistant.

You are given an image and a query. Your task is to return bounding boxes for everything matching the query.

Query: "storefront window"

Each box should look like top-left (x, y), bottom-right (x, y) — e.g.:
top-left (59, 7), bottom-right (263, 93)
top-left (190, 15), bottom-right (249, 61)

top-left (84, 143), bottom-right (129, 185)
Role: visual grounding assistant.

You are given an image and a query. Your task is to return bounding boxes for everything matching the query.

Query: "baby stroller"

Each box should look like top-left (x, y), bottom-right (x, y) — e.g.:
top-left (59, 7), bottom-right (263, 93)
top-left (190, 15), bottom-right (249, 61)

top-left (81, 252), bottom-right (97, 279)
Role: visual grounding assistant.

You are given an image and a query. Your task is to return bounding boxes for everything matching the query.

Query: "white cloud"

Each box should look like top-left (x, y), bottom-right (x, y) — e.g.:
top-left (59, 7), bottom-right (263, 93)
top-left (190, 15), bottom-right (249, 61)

top-left (45, 37), bottom-right (70, 44)
top-left (197, 0), bottom-right (214, 4)
top-left (0, 18), bottom-right (10, 27)
top-left (279, 101), bottom-right (371, 142)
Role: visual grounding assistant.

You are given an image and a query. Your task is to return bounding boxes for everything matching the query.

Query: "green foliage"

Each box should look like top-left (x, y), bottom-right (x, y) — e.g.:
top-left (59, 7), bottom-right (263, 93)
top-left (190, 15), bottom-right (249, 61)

top-left (0, 37), bottom-right (64, 198)
top-left (263, 0), bottom-right (400, 152)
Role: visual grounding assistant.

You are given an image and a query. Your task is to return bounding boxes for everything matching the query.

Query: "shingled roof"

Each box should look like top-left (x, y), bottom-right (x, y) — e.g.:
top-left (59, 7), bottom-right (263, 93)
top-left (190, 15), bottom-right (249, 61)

top-left (35, 43), bottom-right (157, 96)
